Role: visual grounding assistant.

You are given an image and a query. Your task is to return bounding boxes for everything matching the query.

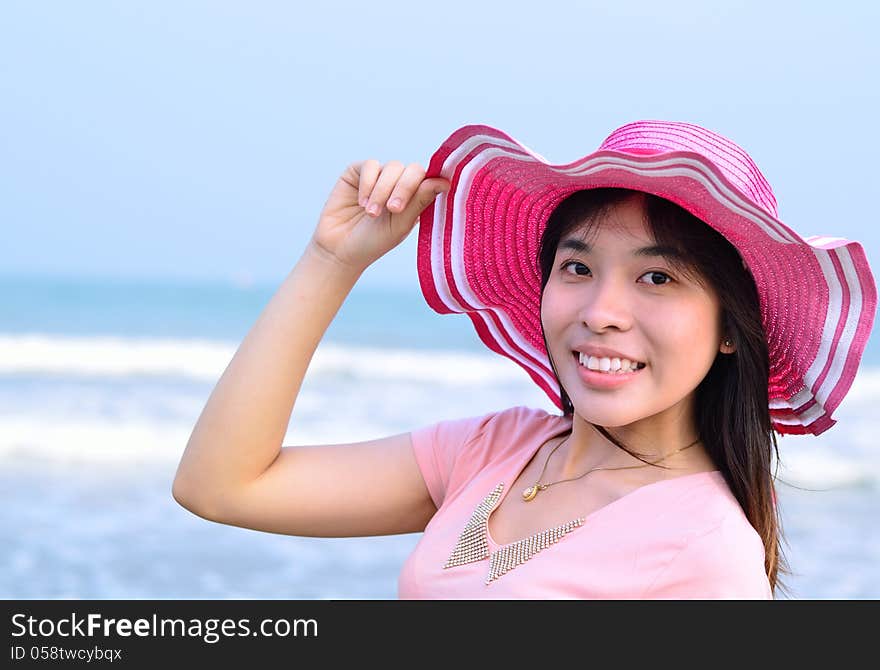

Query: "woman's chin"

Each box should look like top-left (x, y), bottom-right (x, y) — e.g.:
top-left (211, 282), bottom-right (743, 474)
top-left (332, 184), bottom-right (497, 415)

top-left (569, 405), bottom-right (643, 429)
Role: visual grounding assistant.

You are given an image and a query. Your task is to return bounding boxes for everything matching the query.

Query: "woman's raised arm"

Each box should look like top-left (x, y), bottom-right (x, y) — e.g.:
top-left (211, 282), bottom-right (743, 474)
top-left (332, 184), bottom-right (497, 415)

top-left (171, 161), bottom-right (449, 536)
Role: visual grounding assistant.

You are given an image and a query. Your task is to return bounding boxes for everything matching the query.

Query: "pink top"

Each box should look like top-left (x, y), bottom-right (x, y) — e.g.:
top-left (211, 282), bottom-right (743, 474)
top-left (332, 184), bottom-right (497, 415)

top-left (398, 405), bottom-right (773, 599)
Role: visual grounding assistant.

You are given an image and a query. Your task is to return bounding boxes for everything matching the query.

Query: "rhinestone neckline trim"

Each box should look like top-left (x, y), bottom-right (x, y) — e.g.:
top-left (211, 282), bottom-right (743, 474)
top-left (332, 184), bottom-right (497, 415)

top-left (443, 482), bottom-right (586, 584)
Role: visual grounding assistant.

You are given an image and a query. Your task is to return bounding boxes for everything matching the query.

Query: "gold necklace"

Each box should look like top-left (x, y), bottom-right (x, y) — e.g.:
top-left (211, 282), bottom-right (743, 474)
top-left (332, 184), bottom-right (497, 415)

top-left (521, 434), bottom-right (702, 502)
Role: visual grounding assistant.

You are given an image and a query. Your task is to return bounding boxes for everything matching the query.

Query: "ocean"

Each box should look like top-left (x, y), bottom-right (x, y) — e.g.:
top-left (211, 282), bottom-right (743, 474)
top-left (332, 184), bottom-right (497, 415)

top-left (1, 273), bottom-right (878, 599)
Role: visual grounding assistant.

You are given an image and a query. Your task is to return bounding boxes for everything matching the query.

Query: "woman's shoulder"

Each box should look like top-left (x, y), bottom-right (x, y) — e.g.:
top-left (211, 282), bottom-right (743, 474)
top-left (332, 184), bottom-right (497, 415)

top-left (482, 404), bottom-right (571, 431)
top-left (407, 406), bottom-right (571, 509)
top-left (663, 471), bottom-right (764, 551)
top-left (456, 405), bottom-right (573, 468)
top-left (417, 404), bottom-right (570, 444)
top-left (458, 405), bottom-right (569, 459)
top-left (641, 473), bottom-right (771, 598)
top-left (409, 405), bottom-right (569, 462)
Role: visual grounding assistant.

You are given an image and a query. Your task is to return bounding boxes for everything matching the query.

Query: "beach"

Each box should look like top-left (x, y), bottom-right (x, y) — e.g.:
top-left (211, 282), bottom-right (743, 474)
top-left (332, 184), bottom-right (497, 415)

top-left (1, 274), bottom-right (878, 599)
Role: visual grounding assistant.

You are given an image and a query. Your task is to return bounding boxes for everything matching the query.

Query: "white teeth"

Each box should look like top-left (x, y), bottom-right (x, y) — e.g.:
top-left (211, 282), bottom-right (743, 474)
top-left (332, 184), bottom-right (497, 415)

top-left (578, 353), bottom-right (643, 374)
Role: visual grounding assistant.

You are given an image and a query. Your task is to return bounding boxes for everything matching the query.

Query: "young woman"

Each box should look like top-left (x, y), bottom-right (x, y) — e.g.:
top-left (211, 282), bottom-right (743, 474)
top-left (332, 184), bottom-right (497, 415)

top-left (173, 121), bottom-right (877, 599)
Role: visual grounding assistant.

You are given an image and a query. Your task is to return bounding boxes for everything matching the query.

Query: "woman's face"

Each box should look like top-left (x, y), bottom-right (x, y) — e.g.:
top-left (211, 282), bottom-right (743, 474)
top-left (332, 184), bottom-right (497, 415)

top-left (540, 195), bottom-right (725, 431)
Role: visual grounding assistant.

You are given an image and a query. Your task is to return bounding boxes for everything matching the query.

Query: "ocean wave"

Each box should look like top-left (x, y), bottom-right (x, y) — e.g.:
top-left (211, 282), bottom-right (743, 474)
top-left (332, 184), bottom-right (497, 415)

top-left (1, 332), bottom-right (878, 490)
top-left (0, 332), bottom-right (525, 384)
top-left (0, 410), bottom-right (876, 490)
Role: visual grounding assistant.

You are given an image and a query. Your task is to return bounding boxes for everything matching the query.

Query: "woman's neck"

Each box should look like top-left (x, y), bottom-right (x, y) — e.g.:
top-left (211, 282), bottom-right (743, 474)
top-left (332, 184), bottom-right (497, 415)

top-left (558, 412), bottom-right (716, 480)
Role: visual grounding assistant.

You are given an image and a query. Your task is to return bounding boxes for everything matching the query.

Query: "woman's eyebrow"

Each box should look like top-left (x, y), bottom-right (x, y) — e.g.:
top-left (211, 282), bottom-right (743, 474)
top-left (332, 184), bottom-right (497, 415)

top-left (559, 238), bottom-right (684, 260)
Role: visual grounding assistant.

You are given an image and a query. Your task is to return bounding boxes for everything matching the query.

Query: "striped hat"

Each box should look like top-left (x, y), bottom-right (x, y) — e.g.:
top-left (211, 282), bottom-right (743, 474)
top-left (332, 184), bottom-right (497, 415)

top-left (416, 121), bottom-right (877, 436)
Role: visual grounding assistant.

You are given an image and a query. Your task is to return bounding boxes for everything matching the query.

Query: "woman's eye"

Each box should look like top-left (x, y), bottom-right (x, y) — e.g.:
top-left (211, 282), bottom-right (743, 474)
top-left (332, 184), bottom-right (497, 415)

top-left (639, 271), bottom-right (672, 286)
top-left (561, 260), bottom-right (590, 276)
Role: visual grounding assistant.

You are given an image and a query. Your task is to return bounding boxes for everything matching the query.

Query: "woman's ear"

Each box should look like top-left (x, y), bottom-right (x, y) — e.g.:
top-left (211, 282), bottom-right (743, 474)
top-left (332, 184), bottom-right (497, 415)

top-left (720, 336), bottom-right (737, 354)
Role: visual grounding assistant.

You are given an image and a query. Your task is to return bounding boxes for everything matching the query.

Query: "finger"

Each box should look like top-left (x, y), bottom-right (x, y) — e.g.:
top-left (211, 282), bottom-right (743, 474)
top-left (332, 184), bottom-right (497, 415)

top-left (363, 161), bottom-right (406, 217)
top-left (396, 178), bottom-right (451, 223)
top-left (385, 163), bottom-right (427, 213)
top-left (357, 159), bottom-right (382, 209)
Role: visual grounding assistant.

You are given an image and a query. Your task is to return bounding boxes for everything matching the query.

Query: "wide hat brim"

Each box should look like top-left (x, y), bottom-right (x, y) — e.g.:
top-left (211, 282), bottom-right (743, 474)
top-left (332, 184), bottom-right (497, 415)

top-left (416, 122), bottom-right (877, 436)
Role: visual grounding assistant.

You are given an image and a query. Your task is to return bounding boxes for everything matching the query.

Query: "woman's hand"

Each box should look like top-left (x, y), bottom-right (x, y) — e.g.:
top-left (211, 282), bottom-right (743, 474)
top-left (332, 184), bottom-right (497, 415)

top-left (309, 160), bottom-right (450, 272)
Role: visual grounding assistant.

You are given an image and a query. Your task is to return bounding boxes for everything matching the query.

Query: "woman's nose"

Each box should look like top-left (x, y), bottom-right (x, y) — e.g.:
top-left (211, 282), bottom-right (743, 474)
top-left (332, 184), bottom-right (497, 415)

top-left (578, 278), bottom-right (633, 332)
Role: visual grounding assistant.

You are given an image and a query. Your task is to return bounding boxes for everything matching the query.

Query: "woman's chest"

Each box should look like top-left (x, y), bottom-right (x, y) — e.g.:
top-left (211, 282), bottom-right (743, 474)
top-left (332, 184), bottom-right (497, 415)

top-left (402, 480), bottom-right (664, 598)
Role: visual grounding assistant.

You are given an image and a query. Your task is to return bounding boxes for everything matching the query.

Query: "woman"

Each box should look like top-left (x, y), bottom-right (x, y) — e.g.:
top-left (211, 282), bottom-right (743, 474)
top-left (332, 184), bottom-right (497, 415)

top-left (173, 121), bottom-right (877, 599)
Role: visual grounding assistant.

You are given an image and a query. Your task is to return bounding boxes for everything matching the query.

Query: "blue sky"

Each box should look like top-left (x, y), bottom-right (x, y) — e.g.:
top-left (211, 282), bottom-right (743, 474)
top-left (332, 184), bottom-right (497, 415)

top-left (2, 1), bottom-right (879, 292)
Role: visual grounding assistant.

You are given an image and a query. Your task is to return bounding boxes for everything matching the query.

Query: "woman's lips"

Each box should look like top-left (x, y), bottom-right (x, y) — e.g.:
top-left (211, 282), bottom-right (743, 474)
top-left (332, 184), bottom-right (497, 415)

top-left (571, 351), bottom-right (645, 389)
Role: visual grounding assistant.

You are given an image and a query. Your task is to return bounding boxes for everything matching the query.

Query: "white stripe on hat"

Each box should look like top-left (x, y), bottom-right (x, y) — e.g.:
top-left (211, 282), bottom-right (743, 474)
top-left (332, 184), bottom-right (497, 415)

top-left (804, 236), bottom-right (849, 248)
top-left (430, 135), bottom-right (531, 315)
top-left (431, 141), bottom-right (559, 392)
top-left (819, 245), bottom-right (864, 408)
top-left (797, 248), bottom-right (845, 408)
top-left (561, 155), bottom-right (799, 244)
top-left (769, 242), bottom-right (864, 431)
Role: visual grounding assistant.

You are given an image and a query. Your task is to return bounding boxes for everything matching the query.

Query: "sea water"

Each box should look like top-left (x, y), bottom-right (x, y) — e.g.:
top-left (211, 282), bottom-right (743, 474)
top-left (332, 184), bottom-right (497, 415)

top-left (1, 274), bottom-right (878, 599)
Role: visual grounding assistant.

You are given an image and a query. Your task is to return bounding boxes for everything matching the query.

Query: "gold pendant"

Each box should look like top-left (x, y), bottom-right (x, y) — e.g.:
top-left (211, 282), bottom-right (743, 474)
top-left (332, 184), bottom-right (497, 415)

top-left (522, 485), bottom-right (539, 502)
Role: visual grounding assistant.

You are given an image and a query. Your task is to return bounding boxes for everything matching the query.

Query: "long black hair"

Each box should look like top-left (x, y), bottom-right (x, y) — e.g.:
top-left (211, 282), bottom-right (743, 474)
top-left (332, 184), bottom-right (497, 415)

top-left (537, 187), bottom-right (791, 597)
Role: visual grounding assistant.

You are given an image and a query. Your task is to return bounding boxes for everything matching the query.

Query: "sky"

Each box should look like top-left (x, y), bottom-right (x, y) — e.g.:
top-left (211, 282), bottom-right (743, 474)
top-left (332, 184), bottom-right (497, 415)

top-left (1, 1), bottom-right (879, 293)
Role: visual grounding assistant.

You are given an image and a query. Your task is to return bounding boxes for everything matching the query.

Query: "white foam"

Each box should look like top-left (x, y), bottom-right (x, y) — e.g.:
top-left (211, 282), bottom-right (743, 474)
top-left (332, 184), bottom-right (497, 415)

top-left (0, 332), bottom-right (523, 385)
top-left (0, 414), bottom-right (193, 464)
top-left (1, 332), bottom-right (878, 488)
top-left (0, 399), bottom-right (876, 490)
top-left (0, 333), bottom-right (236, 380)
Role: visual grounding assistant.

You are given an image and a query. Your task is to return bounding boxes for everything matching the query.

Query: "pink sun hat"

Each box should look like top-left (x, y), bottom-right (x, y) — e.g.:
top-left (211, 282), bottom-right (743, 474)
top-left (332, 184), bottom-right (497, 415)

top-left (416, 121), bottom-right (877, 436)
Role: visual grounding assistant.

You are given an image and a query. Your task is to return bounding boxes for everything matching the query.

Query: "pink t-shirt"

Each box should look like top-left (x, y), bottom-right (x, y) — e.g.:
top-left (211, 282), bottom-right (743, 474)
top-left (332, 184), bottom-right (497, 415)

top-left (398, 405), bottom-right (772, 599)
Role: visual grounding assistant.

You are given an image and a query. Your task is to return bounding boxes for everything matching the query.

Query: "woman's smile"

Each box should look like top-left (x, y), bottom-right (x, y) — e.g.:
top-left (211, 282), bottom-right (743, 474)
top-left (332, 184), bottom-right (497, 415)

top-left (571, 350), bottom-right (647, 389)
